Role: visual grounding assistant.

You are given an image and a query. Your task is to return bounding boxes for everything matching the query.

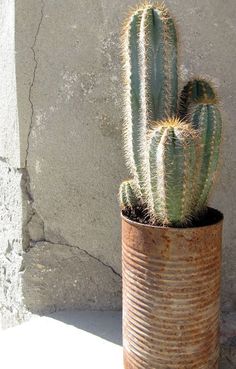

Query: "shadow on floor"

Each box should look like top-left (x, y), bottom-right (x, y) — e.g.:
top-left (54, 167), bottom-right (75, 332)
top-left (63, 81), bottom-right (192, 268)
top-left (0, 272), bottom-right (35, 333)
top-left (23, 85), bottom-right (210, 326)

top-left (46, 310), bottom-right (122, 346)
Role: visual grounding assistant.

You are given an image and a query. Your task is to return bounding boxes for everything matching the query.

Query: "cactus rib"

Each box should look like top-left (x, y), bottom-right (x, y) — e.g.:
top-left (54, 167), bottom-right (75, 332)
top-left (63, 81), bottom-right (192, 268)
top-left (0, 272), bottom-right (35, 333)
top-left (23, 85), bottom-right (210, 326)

top-left (121, 3), bottom-right (178, 199)
top-left (179, 78), bottom-right (218, 119)
top-left (188, 103), bottom-right (222, 211)
top-left (148, 119), bottom-right (198, 225)
top-left (119, 180), bottom-right (139, 209)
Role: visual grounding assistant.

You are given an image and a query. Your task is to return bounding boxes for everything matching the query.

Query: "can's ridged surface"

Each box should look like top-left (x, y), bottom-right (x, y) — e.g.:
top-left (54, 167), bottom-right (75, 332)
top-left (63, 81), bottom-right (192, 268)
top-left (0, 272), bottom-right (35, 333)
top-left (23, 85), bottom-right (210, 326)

top-left (122, 210), bottom-right (223, 369)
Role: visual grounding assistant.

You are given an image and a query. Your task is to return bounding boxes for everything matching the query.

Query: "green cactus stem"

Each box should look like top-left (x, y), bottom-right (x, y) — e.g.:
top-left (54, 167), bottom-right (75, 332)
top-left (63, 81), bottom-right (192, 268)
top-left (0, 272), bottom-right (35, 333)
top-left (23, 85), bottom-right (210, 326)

top-left (119, 180), bottom-right (139, 209)
top-left (147, 118), bottom-right (198, 225)
top-left (179, 78), bottom-right (217, 118)
top-left (189, 102), bottom-right (222, 211)
top-left (121, 3), bottom-right (178, 196)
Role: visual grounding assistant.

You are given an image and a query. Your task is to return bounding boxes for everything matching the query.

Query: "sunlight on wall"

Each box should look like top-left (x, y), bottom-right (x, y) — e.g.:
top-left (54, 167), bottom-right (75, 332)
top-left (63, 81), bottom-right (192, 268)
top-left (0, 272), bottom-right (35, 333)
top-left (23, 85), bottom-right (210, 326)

top-left (0, 0), bottom-right (28, 328)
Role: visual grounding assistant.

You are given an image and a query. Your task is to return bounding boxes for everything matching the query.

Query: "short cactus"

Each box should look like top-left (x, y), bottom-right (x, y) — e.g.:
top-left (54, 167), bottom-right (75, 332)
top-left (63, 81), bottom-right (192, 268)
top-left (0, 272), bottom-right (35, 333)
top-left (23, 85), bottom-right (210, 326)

top-left (119, 3), bottom-right (222, 226)
top-left (179, 78), bottom-right (218, 118)
top-left (119, 180), bottom-right (139, 209)
top-left (188, 101), bottom-right (222, 211)
top-left (147, 119), bottom-right (198, 225)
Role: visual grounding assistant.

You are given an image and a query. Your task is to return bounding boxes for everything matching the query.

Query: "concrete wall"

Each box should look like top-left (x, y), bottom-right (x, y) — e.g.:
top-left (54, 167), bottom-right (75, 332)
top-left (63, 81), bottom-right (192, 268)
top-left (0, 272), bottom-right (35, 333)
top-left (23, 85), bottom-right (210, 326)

top-left (1, 0), bottom-right (236, 326)
top-left (0, 0), bottom-right (28, 328)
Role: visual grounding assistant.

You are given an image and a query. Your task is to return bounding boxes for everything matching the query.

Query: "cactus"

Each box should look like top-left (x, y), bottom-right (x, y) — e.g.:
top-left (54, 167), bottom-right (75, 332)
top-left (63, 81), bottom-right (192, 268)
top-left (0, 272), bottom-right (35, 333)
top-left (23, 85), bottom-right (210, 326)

top-left (179, 78), bottom-right (218, 118)
top-left (147, 118), bottom-right (198, 225)
top-left (121, 3), bottom-right (178, 196)
top-left (119, 3), bottom-right (222, 226)
top-left (178, 78), bottom-right (222, 212)
top-left (188, 101), bottom-right (222, 212)
top-left (179, 78), bottom-right (222, 213)
top-left (119, 180), bottom-right (139, 209)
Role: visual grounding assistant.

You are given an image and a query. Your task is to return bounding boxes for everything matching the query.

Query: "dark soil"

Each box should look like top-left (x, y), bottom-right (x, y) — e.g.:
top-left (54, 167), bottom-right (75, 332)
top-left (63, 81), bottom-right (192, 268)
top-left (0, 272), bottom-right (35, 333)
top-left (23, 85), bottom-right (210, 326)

top-left (122, 204), bottom-right (151, 225)
top-left (122, 206), bottom-right (223, 228)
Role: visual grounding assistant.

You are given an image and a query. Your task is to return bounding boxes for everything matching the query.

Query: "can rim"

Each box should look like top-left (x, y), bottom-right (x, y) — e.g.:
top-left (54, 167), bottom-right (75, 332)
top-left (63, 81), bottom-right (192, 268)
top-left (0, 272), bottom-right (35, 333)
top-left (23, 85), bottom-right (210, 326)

top-left (121, 207), bottom-right (223, 231)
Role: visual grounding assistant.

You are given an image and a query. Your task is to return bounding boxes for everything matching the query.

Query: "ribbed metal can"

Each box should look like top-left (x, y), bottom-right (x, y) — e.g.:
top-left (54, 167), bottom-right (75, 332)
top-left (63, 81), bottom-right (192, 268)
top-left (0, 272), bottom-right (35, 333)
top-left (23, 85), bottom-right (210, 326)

top-left (122, 209), bottom-right (223, 369)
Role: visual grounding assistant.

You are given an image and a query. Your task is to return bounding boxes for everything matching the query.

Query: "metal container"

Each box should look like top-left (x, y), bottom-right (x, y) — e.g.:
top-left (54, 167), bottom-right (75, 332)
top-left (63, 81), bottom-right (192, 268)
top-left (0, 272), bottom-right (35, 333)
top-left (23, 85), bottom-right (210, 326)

top-left (122, 208), bottom-right (223, 369)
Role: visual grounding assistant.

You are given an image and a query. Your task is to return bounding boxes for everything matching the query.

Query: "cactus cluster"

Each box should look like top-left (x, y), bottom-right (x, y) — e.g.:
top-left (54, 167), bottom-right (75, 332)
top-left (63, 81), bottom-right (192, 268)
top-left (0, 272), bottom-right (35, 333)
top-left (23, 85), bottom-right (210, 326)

top-left (119, 2), bottom-right (222, 226)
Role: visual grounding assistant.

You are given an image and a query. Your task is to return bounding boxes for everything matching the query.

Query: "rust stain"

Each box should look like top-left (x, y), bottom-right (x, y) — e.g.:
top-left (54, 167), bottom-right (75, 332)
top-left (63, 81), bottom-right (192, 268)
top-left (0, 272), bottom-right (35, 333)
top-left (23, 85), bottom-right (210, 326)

top-left (122, 209), bottom-right (223, 369)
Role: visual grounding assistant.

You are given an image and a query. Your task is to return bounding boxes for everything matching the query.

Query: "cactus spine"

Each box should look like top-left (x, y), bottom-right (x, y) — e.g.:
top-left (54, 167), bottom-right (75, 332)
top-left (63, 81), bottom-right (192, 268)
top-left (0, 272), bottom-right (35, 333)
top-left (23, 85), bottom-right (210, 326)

top-left (179, 78), bottom-right (222, 212)
top-left (189, 102), bottom-right (222, 211)
top-left (122, 3), bottom-right (178, 197)
top-left (119, 180), bottom-right (139, 209)
top-left (120, 3), bottom-right (222, 226)
top-left (148, 119), bottom-right (197, 225)
top-left (179, 78), bottom-right (218, 118)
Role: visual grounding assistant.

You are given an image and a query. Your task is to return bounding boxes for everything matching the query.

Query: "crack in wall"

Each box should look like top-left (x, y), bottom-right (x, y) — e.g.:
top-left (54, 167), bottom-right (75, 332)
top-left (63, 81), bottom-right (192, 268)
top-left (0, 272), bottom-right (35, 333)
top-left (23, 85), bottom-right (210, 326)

top-left (31, 239), bottom-right (122, 279)
top-left (22, 1), bottom-right (45, 252)
top-left (25, 0), bottom-right (45, 167)
top-left (22, 0), bottom-right (121, 282)
top-left (20, 168), bottom-right (45, 251)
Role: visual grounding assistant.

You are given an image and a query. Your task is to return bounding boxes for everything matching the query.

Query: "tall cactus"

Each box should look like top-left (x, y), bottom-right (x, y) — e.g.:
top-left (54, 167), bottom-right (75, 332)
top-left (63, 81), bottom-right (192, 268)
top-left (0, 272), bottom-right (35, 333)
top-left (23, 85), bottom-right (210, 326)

top-left (122, 3), bottom-right (178, 197)
top-left (119, 3), bottom-right (222, 226)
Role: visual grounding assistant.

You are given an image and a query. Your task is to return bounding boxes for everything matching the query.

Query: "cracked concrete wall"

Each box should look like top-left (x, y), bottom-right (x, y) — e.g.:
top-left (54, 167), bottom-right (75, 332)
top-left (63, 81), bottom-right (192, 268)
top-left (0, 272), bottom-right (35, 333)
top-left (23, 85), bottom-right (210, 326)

top-left (15, 0), bottom-right (124, 318)
top-left (1, 0), bottom-right (236, 325)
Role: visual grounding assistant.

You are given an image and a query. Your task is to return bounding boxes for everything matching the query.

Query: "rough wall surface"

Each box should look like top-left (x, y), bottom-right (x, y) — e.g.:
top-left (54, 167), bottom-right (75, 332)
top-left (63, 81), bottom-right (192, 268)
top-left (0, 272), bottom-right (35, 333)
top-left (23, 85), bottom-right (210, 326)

top-left (0, 0), bottom-right (28, 328)
top-left (1, 0), bottom-right (236, 325)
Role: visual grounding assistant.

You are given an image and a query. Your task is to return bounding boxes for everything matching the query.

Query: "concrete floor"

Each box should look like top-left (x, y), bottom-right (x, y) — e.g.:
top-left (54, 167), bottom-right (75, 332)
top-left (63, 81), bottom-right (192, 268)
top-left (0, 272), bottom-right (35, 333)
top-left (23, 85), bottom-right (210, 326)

top-left (0, 311), bottom-right (123, 369)
top-left (0, 311), bottom-right (234, 369)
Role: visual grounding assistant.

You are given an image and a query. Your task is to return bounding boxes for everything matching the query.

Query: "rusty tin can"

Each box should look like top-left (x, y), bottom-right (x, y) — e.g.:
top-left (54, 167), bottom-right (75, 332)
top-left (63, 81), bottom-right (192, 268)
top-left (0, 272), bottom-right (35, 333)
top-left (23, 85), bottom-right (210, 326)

top-left (122, 208), bottom-right (223, 369)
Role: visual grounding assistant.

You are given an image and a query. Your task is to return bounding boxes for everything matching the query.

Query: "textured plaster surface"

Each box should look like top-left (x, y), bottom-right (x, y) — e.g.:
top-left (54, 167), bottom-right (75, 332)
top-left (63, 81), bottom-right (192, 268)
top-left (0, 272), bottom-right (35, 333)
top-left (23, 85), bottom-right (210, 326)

top-left (22, 242), bottom-right (121, 313)
top-left (0, 0), bottom-right (28, 328)
top-left (1, 0), bottom-right (236, 324)
top-left (221, 312), bottom-right (236, 367)
top-left (0, 162), bottom-right (28, 328)
top-left (0, 0), bottom-right (20, 168)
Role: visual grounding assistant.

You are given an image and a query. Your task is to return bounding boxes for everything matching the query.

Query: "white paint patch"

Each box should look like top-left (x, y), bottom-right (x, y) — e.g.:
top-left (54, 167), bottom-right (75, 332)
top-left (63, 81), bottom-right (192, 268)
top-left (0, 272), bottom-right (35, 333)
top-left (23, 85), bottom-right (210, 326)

top-left (111, 75), bottom-right (118, 82)
top-left (49, 105), bottom-right (56, 112)
top-left (61, 70), bottom-right (79, 101)
top-left (35, 160), bottom-right (41, 174)
top-left (35, 111), bottom-right (47, 127)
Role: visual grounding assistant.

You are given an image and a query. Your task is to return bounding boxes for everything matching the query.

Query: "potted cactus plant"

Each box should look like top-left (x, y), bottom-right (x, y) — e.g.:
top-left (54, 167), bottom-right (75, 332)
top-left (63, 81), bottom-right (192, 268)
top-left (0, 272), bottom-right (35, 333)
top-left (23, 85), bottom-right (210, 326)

top-left (119, 3), bottom-right (223, 369)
